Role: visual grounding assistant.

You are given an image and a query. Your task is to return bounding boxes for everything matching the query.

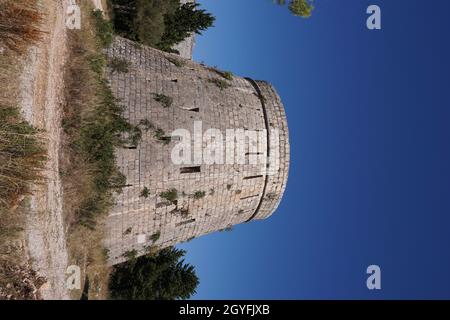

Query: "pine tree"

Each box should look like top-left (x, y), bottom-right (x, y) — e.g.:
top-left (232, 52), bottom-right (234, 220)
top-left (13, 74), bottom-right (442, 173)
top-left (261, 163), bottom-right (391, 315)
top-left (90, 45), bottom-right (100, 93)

top-left (109, 247), bottom-right (199, 300)
top-left (157, 3), bottom-right (215, 52)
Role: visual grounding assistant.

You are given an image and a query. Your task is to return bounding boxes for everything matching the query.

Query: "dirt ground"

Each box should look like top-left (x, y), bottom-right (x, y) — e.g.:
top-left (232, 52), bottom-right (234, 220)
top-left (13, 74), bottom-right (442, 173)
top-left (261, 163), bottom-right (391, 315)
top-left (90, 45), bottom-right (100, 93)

top-left (16, 0), bottom-right (108, 300)
top-left (19, 0), bottom-right (70, 300)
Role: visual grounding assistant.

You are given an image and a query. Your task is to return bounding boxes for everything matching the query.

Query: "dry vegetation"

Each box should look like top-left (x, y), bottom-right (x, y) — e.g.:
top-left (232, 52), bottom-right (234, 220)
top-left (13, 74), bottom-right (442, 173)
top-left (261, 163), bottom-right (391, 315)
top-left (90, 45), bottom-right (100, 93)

top-left (62, 2), bottom-right (139, 299)
top-left (0, 0), bottom-right (45, 54)
top-left (0, 0), bottom-right (47, 299)
top-left (62, 2), bottom-right (111, 300)
top-left (0, 107), bottom-right (46, 207)
top-left (0, 1), bottom-right (46, 208)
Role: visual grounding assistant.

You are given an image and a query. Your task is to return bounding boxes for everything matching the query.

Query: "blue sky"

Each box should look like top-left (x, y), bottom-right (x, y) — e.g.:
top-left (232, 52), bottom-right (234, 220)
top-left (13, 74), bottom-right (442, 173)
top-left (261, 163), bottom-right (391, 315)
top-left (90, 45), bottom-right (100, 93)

top-left (178, 0), bottom-right (450, 299)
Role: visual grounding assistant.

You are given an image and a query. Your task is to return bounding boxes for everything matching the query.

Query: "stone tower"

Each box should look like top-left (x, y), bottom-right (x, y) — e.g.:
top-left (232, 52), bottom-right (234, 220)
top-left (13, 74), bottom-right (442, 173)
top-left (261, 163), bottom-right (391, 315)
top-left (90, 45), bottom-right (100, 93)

top-left (104, 37), bottom-right (289, 265)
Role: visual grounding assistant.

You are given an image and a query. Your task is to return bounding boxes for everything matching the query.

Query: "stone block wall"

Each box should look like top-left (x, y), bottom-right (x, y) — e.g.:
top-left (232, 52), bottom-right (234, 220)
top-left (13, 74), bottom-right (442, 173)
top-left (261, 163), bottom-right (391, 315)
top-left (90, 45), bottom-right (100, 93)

top-left (104, 37), bottom-right (289, 265)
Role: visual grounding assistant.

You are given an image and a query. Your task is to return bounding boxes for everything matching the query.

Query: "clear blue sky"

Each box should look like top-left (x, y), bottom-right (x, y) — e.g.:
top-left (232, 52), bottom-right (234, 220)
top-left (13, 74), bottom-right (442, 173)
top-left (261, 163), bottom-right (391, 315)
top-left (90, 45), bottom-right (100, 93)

top-left (177, 0), bottom-right (450, 299)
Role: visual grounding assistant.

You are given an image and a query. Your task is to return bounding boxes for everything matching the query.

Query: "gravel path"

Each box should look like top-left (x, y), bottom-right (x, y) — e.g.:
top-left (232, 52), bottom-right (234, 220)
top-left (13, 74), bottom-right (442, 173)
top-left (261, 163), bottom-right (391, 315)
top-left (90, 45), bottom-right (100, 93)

top-left (20, 0), bottom-right (70, 300)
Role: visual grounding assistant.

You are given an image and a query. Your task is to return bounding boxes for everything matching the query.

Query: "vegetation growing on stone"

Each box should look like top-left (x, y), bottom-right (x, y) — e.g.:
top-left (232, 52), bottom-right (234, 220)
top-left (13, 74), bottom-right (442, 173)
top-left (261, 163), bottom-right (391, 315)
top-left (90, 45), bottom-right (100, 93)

top-left (222, 71), bottom-right (234, 81)
top-left (209, 67), bottom-right (233, 81)
top-left (140, 187), bottom-right (150, 198)
top-left (123, 249), bottom-right (138, 260)
top-left (209, 78), bottom-right (231, 90)
top-left (150, 231), bottom-right (161, 242)
top-left (154, 128), bottom-right (172, 145)
top-left (139, 119), bottom-right (155, 132)
top-left (109, 57), bottom-right (131, 73)
top-left (219, 226), bottom-right (234, 232)
top-left (153, 93), bottom-right (173, 108)
top-left (63, 9), bottom-right (141, 231)
top-left (61, 3), bottom-right (142, 299)
top-left (193, 191), bottom-right (206, 199)
top-left (159, 189), bottom-right (178, 203)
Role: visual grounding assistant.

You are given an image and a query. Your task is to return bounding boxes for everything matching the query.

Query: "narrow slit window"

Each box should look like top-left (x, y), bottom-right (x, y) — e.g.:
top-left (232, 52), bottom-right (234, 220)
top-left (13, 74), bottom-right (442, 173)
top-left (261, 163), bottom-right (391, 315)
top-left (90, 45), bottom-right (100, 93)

top-left (180, 166), bottom-right (201, 174)
top-left (240, 195), bottom-right (260, 200)
top-left (243, 175), bottom-right (264, 180)
top-left (176, 219), bottom-right (196, 227)
top-left (188, 108), bottom-right (199, 112)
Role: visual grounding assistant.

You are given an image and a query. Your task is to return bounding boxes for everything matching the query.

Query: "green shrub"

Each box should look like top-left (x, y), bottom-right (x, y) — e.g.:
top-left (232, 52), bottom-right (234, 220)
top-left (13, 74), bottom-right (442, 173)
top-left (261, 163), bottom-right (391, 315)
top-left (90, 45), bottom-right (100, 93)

top-left (209, 67), bottom-right (233, 81)
top-left (220, 226), bottom-right (233, 232)
top-left (159, 189), bottom-right (178, 203)
top-left (63, 8), bottom-right (141, 230)
top-left (109, 57), bottom-right (130, 73)
top-left (222, 71), bottom-right (233, 81)
top-left (153, 93), bottom-right (173, 108)
top-left (140, 187), bottom-right (150, 198)
top-left (92, 10), bottom-right (114, 48)
top-left (102, 248), bottom-right (110, 259)
top-left (150, 231), bottom-right (161, 242)
top-left (123, 249), bottom-right (138, 260)
top-left (193, 191), bottom-right (206, 199)
top-left (139, 119), bottom-right (154, 132)
top-left (208, 78), bottom-right (230, 90)
top-left (154, 128), bottom-right (171, 145)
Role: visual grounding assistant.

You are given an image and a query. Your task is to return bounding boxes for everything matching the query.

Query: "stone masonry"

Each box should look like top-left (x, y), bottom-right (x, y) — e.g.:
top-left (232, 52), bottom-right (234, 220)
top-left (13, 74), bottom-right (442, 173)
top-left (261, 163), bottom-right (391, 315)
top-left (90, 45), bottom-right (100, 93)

top-left (104, 37), bottom-right (290, 265)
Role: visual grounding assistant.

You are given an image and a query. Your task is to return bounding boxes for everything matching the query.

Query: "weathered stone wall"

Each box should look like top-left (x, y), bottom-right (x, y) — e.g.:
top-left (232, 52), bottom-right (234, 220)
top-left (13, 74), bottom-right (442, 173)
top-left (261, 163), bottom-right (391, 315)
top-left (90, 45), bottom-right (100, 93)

top-left (104, 37), bottom-right (289, 265)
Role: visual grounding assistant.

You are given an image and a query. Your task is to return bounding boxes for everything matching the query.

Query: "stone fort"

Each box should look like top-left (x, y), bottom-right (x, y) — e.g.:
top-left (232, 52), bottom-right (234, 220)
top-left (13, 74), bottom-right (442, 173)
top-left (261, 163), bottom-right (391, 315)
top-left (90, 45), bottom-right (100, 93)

top-left (104, 37), bottom-right (289, 265)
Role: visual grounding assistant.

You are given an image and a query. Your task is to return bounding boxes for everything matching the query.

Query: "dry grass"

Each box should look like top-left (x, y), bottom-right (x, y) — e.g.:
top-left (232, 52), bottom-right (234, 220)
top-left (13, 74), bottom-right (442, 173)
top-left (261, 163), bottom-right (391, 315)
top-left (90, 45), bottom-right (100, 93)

top-left (0, 0), bottom-right (46, 208)
top-left (62, 1), bottom-right (130, 300)
top-left (0, 0), bottom-right (46, 299)
top-left (0, 204), bottom-right (46, 300)
top-left (0, 107), bottom-right (46, 208)
top-left (0, 0), bottom-right (45, 55)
